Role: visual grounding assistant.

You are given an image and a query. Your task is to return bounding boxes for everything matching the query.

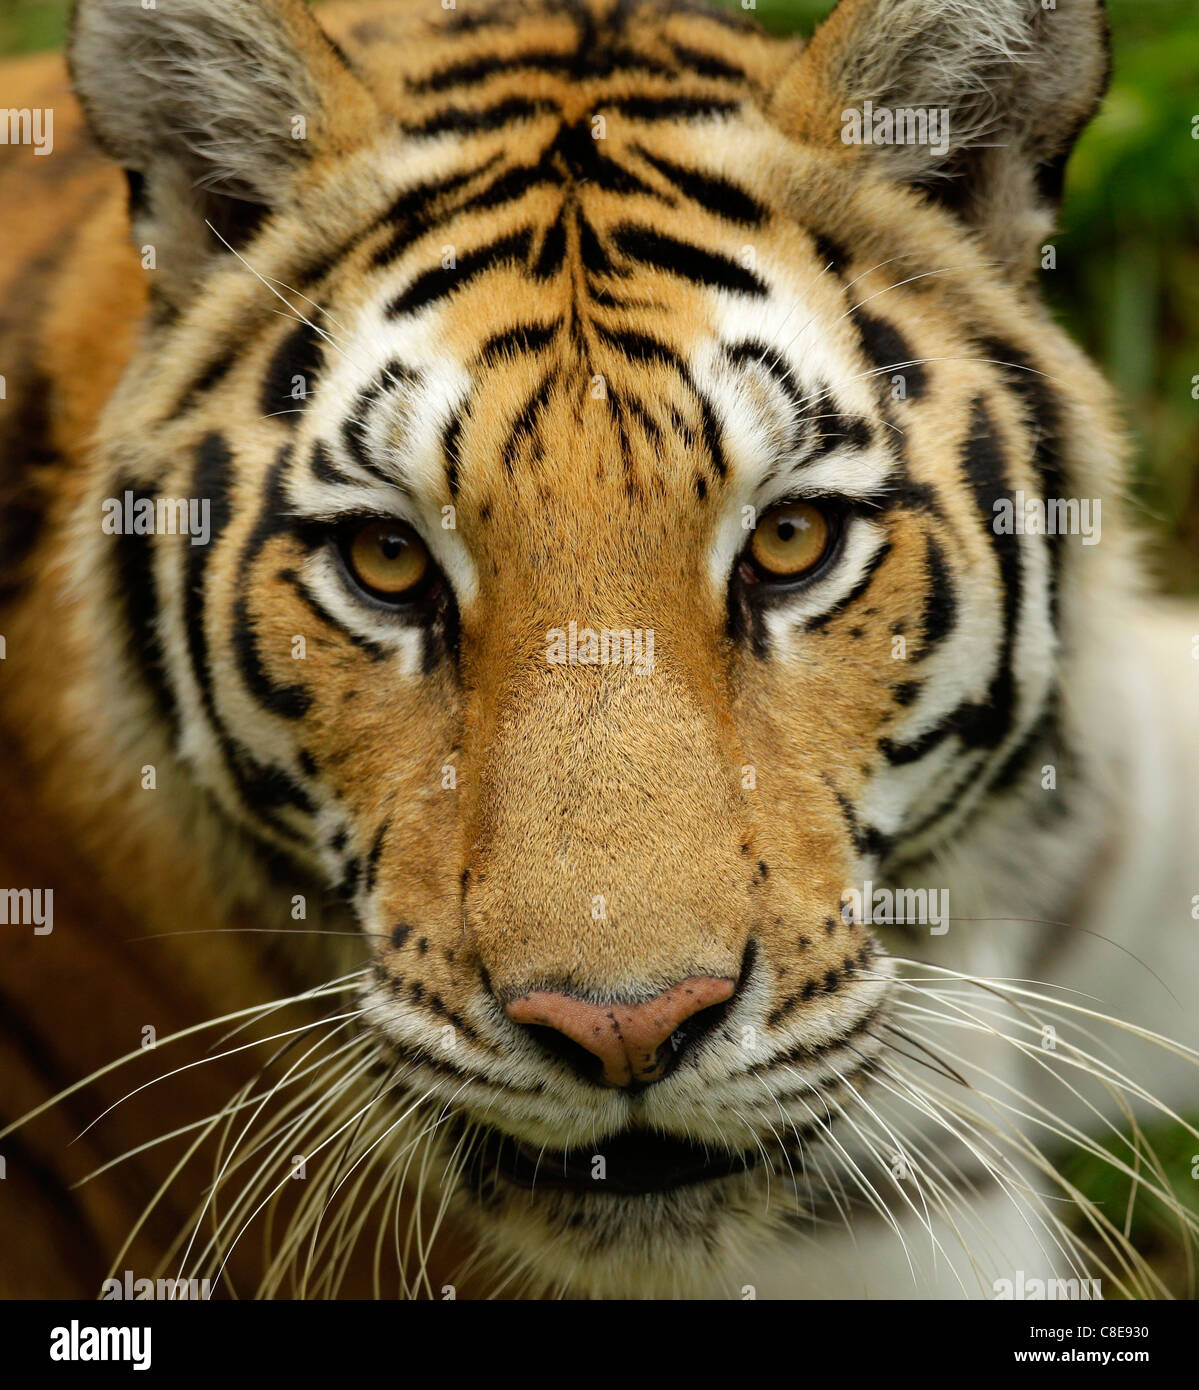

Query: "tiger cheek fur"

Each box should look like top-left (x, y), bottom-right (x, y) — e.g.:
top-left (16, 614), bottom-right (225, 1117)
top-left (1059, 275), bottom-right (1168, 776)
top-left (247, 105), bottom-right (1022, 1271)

top-left (11, 0), bottom-right (1197, 1303)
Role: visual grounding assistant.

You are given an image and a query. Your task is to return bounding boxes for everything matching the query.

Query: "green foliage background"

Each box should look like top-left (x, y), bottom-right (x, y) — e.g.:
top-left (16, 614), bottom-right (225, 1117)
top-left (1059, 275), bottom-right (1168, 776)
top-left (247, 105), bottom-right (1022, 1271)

top-left (2, 0), bottom-right (1196, 1291)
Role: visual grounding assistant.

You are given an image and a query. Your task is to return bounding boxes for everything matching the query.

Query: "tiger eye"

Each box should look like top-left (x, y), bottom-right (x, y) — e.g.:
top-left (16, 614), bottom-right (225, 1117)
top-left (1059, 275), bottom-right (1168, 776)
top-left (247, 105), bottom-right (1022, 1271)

top-left (347, 519), bottom-right (429, 598)
top-left (749, 501), bottom-right (832, 579)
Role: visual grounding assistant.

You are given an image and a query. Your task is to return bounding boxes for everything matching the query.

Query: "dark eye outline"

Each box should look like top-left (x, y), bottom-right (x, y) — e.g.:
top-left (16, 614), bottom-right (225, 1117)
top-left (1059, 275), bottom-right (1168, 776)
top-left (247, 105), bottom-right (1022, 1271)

top-left (331, 516), bottom-right (444, 612)
top-left (737, 497), bottom-right (846, 593)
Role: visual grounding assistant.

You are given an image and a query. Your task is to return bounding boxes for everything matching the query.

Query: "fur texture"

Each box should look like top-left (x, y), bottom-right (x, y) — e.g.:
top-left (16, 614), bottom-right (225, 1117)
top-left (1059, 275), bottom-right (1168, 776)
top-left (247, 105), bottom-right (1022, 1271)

top-left (0, 0), bottom-right (1195, 1300)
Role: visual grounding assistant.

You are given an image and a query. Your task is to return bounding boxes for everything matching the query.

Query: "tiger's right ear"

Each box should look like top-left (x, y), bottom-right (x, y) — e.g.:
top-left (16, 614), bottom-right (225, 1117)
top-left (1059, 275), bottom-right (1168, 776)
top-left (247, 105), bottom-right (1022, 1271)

top-left (69, 0), bottom-right (379, 284)
top-left (770, 0), bottom-right (1110, 274)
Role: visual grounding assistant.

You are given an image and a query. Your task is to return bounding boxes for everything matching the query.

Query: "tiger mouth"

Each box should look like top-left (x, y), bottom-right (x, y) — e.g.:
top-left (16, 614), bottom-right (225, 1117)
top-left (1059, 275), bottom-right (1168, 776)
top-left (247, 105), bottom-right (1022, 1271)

top-left (469, 1123), bottom-right (758, 1196)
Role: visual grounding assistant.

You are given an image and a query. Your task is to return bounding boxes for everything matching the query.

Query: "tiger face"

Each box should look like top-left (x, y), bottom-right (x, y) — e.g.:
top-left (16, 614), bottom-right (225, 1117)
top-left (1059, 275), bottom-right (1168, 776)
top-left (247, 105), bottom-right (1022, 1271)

top-left (68, 0), bottom-right (1114, 1294)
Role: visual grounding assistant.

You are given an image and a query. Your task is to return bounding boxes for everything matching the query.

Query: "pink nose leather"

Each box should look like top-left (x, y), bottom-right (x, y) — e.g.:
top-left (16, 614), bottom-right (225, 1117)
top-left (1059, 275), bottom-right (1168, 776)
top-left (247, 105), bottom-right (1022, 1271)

top-left (505, 976), bottom-right (737, 1086)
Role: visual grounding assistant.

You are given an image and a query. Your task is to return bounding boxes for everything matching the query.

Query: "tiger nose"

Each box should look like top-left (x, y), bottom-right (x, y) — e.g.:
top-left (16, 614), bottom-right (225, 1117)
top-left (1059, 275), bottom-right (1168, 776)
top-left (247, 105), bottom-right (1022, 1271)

top-left (505, 976), bottom-right (737, 1087)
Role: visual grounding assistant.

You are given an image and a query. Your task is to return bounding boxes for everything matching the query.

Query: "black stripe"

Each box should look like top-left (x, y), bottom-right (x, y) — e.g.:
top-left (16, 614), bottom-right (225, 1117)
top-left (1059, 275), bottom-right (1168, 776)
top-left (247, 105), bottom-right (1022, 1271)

top-left (810, 410), bottom-right (873, 456)
top-left (668, 41), bottom-right (747, 82)
top-left (602, 95), bottom-right (738, 122)
top-left (124, 167), bottom-right (149, 220)
top-left (456, 152), bottom-right (564, 216)
top-left (260, 315), bottom-right (324, 424)
top-left (232, 588), bottom-right (312, 719)
top-left (309, 440), bottom-right (343, 486)
top-left (918, 532), bottom-right (956, 653)
top-left (577, 213), bottom-right (613, 277)
top-left (593, 323), bottom-right (685, 371)
top-left (371, 158), bottom-right (504, 269)
top-left (625, 395), bottom-right (663, 447)
top-left (337, 855), bottom-right (362, 902)
top-left (443, 414), bottom-right (465, 497)
top-left (477, 320), bottom-right (559, 365)
top-left (877, 478), bottom-right (940, 515)
top-left (365, 816), bottom-right (390, 895)
top-left (550, 120), bottom-right (658, 196)
top-left (723, 339), bottom-right (807, 429)
top-left (611, 223), bottom-right (765, 296)
top-left (533, 214), bottom-right (567, 279)
top-left (879, 721), bottom-right (954, 767)
top-left (0, 377), bottom-right (56, 604)
top-left (637, 148), bottom-right (764, 226)
top-left (575, 48), bottom-right (681, 80)
top-left (409, 45), bottom-right (718, 92)
top-left (991, 692), bottom-right (1059, 793)
top-left (182, 443), bottom-right (310, 828)
top-left (387, 229), bottom-right (534, 318)
top-left (831, 786), bottom-right (892, 860)
top-left (341, 362), bottom-right (417, 487)
top-left (692, 382), bottom-right (729, 480)
top-left (812, 233), bottom-right (851, 275)
top-left (897, 756), bottom-right (985, 840)
top-left (979, 337), bottom-right (1067, 628)
top-left (501, 369), bottom-right (558, 474)
top-left (184, 436), bottom-right (236, 738)
top-left (277, 568), bottom-right (390, 662)
top-left (208, 443), bottom-right (316, 831)
top-left (881, 402), bottom-right (1022, 766)
top-left (959, 397), bottom-right (1021, 748)
top-left (176, 350), bottom-right (236, 416)
top-left (409, 50), bottom-right (575, 92)
top-left (399, 97), bottom-right (556, 138)
top-left (440, 5), bottom-right (524, 33)
top-left (423, 588), bottom-right (460, 675)
top-left (902, 693), bottom-right (1060, 850)
top-left (854, 310), bottom-right (926, 399)
top-left (112, 483), bottom-right (178, 737)
top-left (807, 540), bottom-right (893, 633)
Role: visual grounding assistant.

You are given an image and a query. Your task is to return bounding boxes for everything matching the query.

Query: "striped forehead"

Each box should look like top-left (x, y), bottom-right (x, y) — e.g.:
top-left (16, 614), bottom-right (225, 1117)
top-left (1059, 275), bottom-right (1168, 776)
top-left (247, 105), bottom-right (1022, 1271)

top-left (292, 226), bottom-right (894, 585)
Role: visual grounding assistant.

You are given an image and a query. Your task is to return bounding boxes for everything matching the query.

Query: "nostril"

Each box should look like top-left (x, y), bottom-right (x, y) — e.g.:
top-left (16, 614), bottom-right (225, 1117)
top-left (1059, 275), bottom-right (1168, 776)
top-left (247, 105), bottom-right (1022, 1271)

top-left (662, 996), bottom-right (734, 1061)
top-left (519, 1024), bottom-right (607, 1086)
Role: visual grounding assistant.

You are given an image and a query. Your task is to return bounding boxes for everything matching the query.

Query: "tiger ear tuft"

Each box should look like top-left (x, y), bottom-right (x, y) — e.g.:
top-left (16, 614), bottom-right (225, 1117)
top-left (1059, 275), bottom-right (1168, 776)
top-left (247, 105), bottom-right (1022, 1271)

top-left (69, 0), bottom-right (377, 266)
top-left (773, 0), bottom-right (1111, 271)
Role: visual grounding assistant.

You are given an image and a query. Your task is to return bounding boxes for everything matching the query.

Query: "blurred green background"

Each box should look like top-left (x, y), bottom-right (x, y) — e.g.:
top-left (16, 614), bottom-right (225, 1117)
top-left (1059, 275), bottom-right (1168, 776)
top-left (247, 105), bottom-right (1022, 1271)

top-left (3, 0), bottom-right (1196, 589)
top-left (2, 0), bottom-right (1196, 1293)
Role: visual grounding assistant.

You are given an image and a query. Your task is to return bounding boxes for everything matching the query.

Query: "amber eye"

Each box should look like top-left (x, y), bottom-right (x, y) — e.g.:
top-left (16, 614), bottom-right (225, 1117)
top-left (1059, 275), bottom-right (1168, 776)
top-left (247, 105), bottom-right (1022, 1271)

top-left (747, 501), bottom-right (834, 581)
top-left (345, 519), bottom-right (430, 600)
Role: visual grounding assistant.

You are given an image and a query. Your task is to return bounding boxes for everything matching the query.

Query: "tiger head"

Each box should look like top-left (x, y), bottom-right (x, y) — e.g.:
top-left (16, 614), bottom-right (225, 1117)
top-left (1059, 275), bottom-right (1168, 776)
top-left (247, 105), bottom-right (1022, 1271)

top-left (68, 0), bottom-right (1117, 1295)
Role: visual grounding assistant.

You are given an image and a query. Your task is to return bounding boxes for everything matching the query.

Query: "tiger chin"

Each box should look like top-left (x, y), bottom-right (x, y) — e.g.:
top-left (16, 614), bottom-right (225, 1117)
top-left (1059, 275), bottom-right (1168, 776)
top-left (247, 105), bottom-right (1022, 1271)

top-left (0, 0), bottom-right (1197, 1302)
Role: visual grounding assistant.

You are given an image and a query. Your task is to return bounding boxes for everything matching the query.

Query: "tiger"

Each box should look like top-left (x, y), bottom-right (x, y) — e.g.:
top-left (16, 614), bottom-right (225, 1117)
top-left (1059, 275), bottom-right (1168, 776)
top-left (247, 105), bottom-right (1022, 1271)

top-left (0, 0), bottom-right (1196, 1302)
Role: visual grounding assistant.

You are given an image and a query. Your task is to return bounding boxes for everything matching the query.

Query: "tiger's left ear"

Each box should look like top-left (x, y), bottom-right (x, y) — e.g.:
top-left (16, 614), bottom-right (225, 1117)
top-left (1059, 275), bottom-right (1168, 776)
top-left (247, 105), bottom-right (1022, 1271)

top-left (773, 0), bottom-right (1110, 272)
